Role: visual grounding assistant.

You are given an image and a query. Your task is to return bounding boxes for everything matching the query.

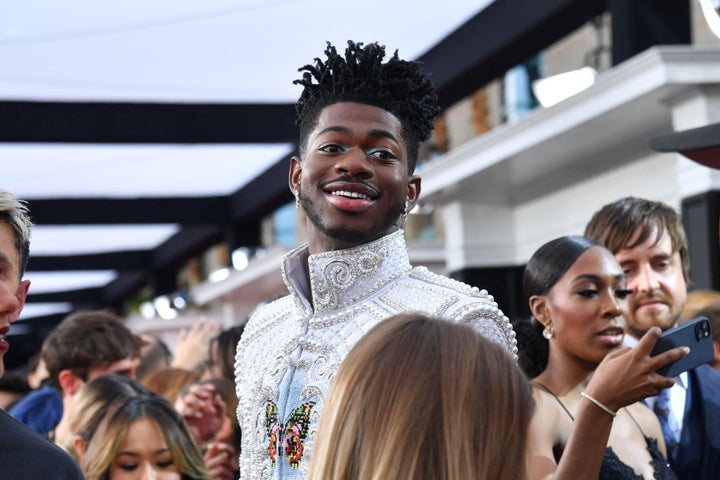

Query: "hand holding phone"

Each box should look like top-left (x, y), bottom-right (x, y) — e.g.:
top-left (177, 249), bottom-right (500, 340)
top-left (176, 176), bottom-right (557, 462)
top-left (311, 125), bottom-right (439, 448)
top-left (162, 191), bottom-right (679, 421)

top-left (650, 316), bottom-right (713, 377)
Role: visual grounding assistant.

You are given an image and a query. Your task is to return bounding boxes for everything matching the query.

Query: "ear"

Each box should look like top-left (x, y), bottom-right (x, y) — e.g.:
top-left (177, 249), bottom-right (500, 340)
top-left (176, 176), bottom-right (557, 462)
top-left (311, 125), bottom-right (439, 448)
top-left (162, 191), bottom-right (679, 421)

top-left (58, 369), bottom-right (85, 397)
top-left (10, 279), bottom-right (30, 322)
top-left (405, 175), bottom-right (422, 212)
top-left (528, 295), bottom-right (550, 327)
top-left (73, 435), bottom-right (87, 460)
top-left (289, 156), bottom-right (302, 194)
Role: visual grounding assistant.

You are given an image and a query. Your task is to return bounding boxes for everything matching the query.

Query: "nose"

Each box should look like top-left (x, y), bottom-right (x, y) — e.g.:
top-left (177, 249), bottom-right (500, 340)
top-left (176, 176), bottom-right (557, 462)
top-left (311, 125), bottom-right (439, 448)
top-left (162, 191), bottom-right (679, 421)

top-left (139, 463), bottom-right (159, 480)
top-left (630, 264), bottom-right (659, 293)
top-left (335, 148), bottom-right (373, 177)
top-left (602, 296), bottom-right (623, 319)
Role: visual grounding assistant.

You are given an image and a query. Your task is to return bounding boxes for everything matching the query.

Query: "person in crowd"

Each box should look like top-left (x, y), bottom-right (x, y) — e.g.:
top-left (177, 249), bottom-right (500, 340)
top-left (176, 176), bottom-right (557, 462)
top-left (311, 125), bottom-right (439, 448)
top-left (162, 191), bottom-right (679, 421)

top-left (62, 373), bottom-right (150, 461)
top-left (680, 289), bottom-right (720, 323)
top-left (692, 302), bottom-right (720, 372)
top-left (586, 197), bottom-right (720, 480)
top-left (78, 394), bottom-right (210, 480)
top-left (521, 235), bottom-right (685, 479)
top-left (0, 188), bottom-right (84, 479)
top-left (142, 366), bottom-right (201, 404)
top-left (24, 351), bottom-right (50, 389)
top-left (11, 309), bottom-right (144, 442)
top-left (234, 40), bottom-right (516, 478)
top-left (0, 366), bottom-right (31, 409)
top-left (177, 378), bottom-right (241, 480)
top-left (203, 324), bottom-right (244, 381)
top-left (136, 333), bottom-right (172, 382)
top-left (176, 378), bottom-right (237, 480)
top-left (307, 312), bottom-right (533, 480)
top-left (137, 317), bottom-right (221, 383)
top-left (173, 317), bottom-right (222, 375)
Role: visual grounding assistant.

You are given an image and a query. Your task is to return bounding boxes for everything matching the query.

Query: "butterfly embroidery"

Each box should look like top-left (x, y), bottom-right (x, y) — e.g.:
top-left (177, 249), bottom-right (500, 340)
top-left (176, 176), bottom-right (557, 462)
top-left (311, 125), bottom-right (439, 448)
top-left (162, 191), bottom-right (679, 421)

top-left (265, 401), bottom-right (316, 468)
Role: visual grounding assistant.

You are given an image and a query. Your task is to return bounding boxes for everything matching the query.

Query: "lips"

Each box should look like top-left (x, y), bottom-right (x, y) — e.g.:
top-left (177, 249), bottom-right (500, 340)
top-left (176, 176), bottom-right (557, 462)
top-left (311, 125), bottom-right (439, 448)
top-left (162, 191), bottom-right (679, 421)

top-left (638, 300), bottom-right (665, 308)
top-left (323, 181), bottom-right (379, 211)
top-left (330, 189), bottom-right (373, 201)
top-left (596, 326), bottom-right (624, 346)
top-left (323, 181), bottom-right (379, 200)
top-left (634, 296), bottom-right (668, 312)
top-left (0, 326), bottom-right (9, 352)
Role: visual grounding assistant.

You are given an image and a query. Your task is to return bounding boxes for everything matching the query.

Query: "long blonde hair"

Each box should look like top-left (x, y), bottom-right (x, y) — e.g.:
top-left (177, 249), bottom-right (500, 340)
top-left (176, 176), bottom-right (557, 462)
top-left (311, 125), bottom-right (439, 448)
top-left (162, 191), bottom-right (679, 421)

top-left (61, 374), bottom-right (149, 461)
top-left (307, 313), bottom-right (534, 480)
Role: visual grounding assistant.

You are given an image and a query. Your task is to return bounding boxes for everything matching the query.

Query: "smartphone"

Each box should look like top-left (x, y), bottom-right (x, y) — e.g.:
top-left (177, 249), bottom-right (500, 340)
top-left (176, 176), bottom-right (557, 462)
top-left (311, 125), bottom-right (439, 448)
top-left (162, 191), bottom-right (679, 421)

top-left (650, 316), bottom-right (714, 377)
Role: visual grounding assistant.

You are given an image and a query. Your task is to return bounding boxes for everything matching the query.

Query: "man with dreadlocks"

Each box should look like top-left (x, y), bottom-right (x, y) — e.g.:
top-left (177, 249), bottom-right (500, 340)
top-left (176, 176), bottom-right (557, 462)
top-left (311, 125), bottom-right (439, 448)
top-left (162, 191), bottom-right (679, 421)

top-left (234, 41), bottom-right (517, 479)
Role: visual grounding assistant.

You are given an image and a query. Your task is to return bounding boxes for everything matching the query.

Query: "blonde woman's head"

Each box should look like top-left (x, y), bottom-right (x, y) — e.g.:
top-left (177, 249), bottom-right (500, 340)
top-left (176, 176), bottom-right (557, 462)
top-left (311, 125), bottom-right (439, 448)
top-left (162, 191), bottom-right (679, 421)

top-left (308, 312), bottom-right (534, 480)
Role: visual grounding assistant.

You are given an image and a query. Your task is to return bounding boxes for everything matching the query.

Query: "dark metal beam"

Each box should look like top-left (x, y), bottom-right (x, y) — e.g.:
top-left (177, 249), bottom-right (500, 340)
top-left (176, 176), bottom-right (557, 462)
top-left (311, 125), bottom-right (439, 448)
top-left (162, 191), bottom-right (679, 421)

top-left (420, 0), bottom-right (607, 108)
top-left (103, 272), bottom-right (148, 307)
top-left (152, 226), bottom-right (224, 270)
top-left (25, 196), bottom-right (230, 225)
top-left (27, 250), bottom-right (151, 271)
top-left (0, 101), bottom-right (297, 143)
top-left (230, 155), bottom-right (294, 222)
top-left (26, 287), bottom-right (104, 304)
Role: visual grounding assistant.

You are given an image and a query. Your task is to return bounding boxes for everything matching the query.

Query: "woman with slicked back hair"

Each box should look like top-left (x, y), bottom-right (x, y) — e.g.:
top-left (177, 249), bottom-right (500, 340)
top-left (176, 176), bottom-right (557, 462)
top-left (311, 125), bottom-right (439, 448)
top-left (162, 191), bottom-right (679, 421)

top-left (307, 312), bottom-right (533, 480)
top-left (521, 235), bottom-right (686, 479)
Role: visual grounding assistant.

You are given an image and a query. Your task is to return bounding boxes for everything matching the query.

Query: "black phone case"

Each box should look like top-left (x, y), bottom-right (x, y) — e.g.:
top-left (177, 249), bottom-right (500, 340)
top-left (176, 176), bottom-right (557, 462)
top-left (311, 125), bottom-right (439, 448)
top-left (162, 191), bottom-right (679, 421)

top-left (650, 316), bottom-right (714, 377)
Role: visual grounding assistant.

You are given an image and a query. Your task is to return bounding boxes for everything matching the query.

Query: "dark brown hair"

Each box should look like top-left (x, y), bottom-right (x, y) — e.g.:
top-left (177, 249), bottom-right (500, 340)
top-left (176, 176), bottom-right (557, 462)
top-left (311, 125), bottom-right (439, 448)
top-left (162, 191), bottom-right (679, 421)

top-left (42, 310), bottom-right (144, 391)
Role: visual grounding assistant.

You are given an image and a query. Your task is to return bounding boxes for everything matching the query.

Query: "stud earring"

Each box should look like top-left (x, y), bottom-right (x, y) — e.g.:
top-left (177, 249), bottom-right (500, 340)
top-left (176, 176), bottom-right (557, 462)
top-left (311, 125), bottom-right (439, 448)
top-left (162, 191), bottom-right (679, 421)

top-left (542, 324), bottom-right (554, 340)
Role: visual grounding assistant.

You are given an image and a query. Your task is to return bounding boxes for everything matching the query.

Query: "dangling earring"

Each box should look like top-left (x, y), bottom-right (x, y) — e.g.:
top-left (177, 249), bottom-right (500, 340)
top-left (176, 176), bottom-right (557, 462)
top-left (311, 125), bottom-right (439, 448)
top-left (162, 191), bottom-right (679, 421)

top-left (403, 199), bottom-right (409, 223)
top-left (294, 190), bottom-right (300, 209)
top-left (542, 324), bottom-right (554, 340)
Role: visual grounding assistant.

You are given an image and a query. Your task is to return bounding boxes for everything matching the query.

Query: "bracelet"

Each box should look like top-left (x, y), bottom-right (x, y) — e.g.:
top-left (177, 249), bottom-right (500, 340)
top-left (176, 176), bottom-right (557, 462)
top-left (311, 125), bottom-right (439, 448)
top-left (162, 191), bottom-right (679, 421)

top-left (580, 392), bottom-right (617, 417)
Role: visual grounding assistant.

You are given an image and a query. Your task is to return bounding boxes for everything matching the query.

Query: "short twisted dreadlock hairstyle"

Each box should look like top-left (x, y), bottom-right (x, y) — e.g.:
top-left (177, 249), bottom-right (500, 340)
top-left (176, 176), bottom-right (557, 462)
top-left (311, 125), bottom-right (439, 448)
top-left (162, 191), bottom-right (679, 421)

top-left (294, 41), bottom-right (440, 173)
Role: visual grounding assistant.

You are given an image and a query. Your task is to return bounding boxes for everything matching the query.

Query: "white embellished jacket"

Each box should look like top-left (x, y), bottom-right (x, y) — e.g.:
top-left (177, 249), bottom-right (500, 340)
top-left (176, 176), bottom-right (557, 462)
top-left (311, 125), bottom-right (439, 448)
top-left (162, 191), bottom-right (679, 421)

top-left (234, 230), bottom-right (517, 480)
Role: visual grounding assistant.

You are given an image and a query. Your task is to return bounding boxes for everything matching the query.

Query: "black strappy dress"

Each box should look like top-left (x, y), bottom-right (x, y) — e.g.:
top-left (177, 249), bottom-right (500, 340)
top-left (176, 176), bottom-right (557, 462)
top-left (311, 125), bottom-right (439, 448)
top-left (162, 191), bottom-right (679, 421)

top-left (534, 383), bottom-right (677, 480)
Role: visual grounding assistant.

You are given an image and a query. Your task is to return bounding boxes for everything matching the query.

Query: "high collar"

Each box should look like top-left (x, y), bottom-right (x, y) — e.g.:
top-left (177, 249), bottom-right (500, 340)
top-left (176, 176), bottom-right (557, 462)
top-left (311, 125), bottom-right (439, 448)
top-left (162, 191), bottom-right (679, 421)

top-left (281, 229), bottom-right (411, 313)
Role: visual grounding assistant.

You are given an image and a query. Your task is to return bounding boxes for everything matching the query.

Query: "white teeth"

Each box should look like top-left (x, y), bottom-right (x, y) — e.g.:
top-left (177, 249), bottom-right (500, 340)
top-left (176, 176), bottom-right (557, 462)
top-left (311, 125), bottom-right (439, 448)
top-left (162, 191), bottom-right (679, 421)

top-left (331, 190), bottom-right (371, 200)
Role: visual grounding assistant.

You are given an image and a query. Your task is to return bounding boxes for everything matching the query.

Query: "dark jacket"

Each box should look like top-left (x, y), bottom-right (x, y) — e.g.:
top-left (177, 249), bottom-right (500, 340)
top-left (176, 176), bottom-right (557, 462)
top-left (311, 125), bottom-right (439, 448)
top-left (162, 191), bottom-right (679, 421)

top-left (0, 408), bottom-right (84, 479)
top-left (672, 364), bottom-right (720, 480)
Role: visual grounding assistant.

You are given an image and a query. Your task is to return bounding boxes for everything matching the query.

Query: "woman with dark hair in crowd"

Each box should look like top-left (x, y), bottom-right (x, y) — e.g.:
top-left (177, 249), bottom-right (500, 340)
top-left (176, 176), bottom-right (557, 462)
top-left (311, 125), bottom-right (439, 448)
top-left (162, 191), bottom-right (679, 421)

top-left (203, 325), bottom-right (244, 382)
top-left (80, 394), bottom-right (210, 480)
top-left (522, 235), bottom-right (685, 479)
top-left (62, 373), bottom-right (150, 461)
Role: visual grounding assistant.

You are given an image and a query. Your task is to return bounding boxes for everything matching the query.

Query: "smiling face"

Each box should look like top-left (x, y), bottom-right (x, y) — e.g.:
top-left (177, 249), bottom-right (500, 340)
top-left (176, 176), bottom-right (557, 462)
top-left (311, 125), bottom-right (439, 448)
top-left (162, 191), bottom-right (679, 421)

top-left (109, 418), bottom-right (181, 480)
top-left (615, 226), bottom-right (687, 337)
top-left (0, 222), bottom-right (29, 378)
top-left (289, 102), bottom-right (420, 253)
top-left (531, 246), bottom-right (630, 367)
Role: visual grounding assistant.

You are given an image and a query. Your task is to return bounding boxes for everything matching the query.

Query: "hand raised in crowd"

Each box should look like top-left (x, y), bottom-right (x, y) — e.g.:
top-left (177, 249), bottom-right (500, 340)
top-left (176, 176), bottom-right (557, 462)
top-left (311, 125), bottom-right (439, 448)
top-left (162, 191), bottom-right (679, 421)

top-left (584, 326), bottom-right (688, 412)
top-left (175, 382), bottom-right (226, 444)
top-left (203, 442), bottom-right (238, 480)
top-left (172, 317), bottom-right (221, 372)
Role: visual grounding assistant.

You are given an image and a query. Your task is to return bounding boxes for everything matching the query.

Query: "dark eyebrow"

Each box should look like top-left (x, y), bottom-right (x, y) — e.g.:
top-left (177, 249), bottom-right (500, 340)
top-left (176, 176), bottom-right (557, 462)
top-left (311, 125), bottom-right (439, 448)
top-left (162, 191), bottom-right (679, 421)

top-left (572, 273), bottom-right (626, 283)
top-left (367, 128), bottom-right (401, 145)
top-left (316, 126), bottom-right (351, 137)
top-left (315, 126), bottom-right (401, 145)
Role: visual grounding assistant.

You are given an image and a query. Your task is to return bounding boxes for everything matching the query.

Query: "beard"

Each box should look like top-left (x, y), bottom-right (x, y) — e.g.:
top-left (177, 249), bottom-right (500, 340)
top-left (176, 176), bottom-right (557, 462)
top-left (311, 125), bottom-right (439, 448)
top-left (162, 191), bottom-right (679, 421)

top-left (299, 190), bottom-right (405, 248)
